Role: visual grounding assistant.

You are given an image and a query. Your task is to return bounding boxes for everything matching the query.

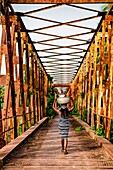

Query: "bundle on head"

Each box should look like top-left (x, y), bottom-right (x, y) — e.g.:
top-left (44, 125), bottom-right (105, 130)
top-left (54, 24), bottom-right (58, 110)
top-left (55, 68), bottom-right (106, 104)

top-left (57, 96), bottom-right (70, 105)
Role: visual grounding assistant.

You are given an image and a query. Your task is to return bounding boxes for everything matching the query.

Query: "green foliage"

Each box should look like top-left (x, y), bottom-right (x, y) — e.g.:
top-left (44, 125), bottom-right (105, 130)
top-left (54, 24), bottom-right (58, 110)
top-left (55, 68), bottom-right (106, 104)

top-left (48, 74), bottom-right (53, 82)
top-left (82, 109), bottom-right (87, 121)
top-left (110, 137), bottom-right (113, 143)
top-left (48, 91), bottom-right (54, 104)
top-left (46, 106), bottom-right (55, 119)
top-left (19, 125), bottom-right (22, 135)
top-left (96, 56), bottom-right (100, 64)
top-left (0, 86), bottom-right (5, 99)
top-left (104, 42), bottom-right (107, 56)
top-left (53, 88), bottom-right (58, 93)
top-left (101, 4), bottom-right (111, 12)
top-left (95, 127), bottom-right (105, 137)
top-left (46, 96), bottom-right (56, 119)
top-left (70, 101), bottom-right (81, 118)
top-left (17, 118), bottom-right (23, 136)
top-left (75, 126), bottom-right (85, 131)
top-left (70, 105), bottom-right (80, 117)
top-left (90, 126), bottom-right (95, 130)
top-left (46, 78), bottom-right (56, 119)
top-left (0, 86), bottom-right (5, 109)
top-left (80, 92), bottom-right (85, 100)
top-left (30, 91), bottom-right (33, 95)
top-left (19, 95), bottom-right (22, 107)
top-left (26, 117), bottom-right (30, 130)
top-left (26, 124), bottom-right (30, 130)
top-left (110, 120), bottom-right (113, 143)
top-left (23, 71), bottom-right (26, 84)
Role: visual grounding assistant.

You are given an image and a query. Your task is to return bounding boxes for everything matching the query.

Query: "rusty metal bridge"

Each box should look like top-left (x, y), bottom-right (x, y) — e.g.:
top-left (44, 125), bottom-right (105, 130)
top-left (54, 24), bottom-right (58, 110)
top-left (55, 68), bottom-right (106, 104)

top-left (1, 0), bottom-right (113, 169)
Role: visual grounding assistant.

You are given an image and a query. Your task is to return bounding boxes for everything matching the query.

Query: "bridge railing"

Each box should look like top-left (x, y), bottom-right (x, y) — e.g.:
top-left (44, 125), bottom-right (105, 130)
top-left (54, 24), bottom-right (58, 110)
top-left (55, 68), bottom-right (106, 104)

top-left (0, 7), bottom-right (48, 148)
top-left (68, 5), bottom-right (113, 141)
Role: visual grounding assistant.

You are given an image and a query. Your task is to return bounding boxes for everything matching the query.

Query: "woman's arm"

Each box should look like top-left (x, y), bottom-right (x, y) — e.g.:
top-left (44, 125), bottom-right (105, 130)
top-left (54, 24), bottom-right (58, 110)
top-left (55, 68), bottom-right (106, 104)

top-left (68, 97), bottom-right (74, 112)
top-left (52, 100), bottom-right (61, 115)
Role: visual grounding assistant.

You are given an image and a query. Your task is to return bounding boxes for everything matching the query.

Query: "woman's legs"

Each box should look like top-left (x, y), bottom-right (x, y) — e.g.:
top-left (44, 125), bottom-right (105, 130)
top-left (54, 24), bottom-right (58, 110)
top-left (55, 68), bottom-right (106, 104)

top-left (64, 138), bottom-right (68, 154)
top-left (61, 138), bottom-right (69, 154)
top-left (65, 138), bottom-right (68, 151)
top-left (61, 138), bottom-right (64, 150)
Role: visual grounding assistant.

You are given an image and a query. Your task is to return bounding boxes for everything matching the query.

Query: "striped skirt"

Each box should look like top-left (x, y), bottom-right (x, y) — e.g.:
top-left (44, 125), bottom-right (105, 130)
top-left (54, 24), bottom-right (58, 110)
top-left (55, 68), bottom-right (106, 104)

top-left (58, 116), bottom-right (69, 138)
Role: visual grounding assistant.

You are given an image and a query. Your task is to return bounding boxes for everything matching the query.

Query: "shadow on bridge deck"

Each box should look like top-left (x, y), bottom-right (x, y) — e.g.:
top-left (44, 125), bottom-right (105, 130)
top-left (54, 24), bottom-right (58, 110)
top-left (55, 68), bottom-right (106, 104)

top-left (1, 116), bottom-right (113, 170)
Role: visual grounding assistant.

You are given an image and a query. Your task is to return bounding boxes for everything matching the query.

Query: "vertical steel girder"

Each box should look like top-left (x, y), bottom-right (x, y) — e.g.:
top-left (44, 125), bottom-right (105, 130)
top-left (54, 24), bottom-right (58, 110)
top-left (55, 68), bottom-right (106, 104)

top-left (5, 11), bottom-right (18, 138)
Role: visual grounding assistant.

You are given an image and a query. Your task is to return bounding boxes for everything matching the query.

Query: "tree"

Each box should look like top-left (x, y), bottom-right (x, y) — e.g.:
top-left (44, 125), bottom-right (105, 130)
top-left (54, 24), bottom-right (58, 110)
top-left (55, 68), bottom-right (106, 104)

top-left (0, 86), bottom-right (5, 108)
top-left (101, 4), bottom-right (111, 12)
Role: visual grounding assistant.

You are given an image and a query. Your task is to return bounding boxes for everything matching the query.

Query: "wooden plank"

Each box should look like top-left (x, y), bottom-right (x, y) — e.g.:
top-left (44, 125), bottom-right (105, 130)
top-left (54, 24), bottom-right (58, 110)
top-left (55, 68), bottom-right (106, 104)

top-left (9, 0), bottom-right (113, 4)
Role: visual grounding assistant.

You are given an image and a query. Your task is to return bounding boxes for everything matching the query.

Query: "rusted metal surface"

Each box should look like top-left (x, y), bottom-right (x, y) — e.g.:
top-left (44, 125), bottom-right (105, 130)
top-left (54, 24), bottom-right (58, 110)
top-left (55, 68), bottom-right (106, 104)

top-left (53, 84), bottom-right (71, 87)
top-left (9, 0), bottom-right (113, 3)
top-left (17, 20), bottom-right (26, 132)
top-left (5, 10), bottom-right (18, 139)
top-left (0, 6), bottom-right (48, 147)
top-left (31, 53), bottom-right (36, 124)
top-left (68, 6), bottom-right (113, 140)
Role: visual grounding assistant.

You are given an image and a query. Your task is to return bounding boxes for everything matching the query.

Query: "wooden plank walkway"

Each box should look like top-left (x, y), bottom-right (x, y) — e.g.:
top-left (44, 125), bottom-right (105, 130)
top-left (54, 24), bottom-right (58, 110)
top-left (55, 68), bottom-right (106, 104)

top-left (1, 116), bottom-right (113, 170)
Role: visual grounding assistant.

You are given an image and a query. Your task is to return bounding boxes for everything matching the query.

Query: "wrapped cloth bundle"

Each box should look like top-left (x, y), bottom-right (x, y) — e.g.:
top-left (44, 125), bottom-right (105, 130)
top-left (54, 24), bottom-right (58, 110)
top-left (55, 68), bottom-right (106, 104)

top-left (57, 96), bottom-right (70, 104)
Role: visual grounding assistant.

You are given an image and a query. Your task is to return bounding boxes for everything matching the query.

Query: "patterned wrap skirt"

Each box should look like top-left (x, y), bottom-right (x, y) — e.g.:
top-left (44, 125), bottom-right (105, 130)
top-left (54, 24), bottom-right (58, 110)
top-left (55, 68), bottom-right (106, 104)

top-left (58, 116), bottom-right (69, 138)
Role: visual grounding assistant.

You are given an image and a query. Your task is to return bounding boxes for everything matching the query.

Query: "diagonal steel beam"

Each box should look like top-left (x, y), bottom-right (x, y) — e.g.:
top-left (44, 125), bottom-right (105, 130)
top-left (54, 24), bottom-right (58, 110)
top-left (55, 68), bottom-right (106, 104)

top-left (32, 31), bottom-right (88, 42)
top-left (23, 4), bottom-right (63, 15)
top-left (67, 4), bottom-right (100, 13)
top-left (40, 51), bottom-right (86, 58)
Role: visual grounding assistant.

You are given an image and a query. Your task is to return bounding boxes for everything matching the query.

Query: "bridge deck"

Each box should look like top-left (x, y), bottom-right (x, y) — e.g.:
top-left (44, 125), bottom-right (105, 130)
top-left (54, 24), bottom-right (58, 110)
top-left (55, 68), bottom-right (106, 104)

top-left (1, 116), bottom-right (113, 170)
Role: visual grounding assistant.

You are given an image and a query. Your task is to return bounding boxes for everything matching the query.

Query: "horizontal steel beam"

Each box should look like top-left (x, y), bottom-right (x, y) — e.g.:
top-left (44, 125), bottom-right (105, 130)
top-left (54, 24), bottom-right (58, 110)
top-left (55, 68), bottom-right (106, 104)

top-left (9, 0), bottom-right (112, 3)
top-left (53, 83), bottom-right (71, 87)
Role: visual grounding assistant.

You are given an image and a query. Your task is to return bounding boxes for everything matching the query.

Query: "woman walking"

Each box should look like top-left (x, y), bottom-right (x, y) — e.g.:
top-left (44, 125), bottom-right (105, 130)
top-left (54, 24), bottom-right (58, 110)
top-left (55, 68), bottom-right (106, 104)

top-left (52, 96), bottom-right (74, 154)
